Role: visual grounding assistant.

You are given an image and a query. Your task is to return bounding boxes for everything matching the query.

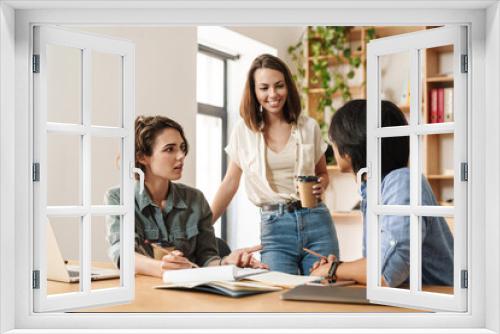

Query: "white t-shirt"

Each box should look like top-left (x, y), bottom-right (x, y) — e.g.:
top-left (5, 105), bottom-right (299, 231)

top-left (265, 135), bottom-right (296, 197)
top-left (225, 115), bottom-right (327, 206)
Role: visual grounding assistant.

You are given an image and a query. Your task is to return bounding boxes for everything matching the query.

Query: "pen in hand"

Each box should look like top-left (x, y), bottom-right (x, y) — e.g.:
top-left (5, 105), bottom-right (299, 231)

top-left (302, 247), bottom-right (328, 262)
top-left (150, 242), bottom-right (199, 268)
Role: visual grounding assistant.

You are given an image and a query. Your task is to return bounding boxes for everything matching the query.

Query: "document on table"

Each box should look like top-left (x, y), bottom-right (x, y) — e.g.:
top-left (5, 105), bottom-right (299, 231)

top-left (244, 271), bottom-right (321, 288)
top-left (162, 265), bottom-right (268, 284)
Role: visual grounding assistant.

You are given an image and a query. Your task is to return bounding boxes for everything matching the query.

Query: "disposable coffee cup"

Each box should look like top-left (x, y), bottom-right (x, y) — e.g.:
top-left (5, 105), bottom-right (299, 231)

top-left (152, 243), bottom-right (175, 260)
top-left (297, 175), bottom-right (319, 208)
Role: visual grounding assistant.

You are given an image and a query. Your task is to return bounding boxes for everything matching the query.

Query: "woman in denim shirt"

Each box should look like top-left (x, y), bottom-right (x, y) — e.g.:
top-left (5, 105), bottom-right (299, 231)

top-left (310, 100), bottom-right (453, 287)
top-left (106, 116), bottom-right (267, 278)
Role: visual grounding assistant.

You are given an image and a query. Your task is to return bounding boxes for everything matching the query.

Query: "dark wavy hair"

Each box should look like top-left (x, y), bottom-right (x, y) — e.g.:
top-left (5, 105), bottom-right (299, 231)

top-left (134, 115), bottom-right (188, 177)
top-left (328, 99), bottom-right (409, 178)
top-left (240, 54), bottom-right (301, 132)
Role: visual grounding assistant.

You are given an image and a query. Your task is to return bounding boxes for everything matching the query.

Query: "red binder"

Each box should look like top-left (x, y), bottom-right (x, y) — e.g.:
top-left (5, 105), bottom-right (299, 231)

top-left (429, 88), bottom-right (438, 123)
top-left (437, 88), bottom-right (445, 123)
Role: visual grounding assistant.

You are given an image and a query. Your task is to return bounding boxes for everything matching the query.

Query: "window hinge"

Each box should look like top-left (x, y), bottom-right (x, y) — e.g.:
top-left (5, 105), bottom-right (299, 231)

top-left (461, 54), bottom-right (468, 73)
top-left (461, 162), bottom-right (468, 182)
top-left (33, 270), bottom-right (40, 289)
top-left (33, 163), bottom-right (40, 182)
top-left (32, 55), bottom-right (40, 73)
top-left (461, 270), bottom-right (468, 289)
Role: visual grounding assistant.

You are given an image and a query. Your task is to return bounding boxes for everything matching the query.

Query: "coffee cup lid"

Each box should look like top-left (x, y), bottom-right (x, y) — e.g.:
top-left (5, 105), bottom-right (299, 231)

top-left (297, 175), bottom-right (319, 182)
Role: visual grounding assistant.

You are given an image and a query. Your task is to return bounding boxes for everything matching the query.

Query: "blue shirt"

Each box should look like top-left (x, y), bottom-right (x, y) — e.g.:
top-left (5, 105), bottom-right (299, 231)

top-left (361, 167), bottom-right (454, 287)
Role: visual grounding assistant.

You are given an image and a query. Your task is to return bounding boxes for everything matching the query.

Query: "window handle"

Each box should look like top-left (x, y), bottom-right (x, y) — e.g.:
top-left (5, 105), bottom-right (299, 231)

top-left (356, 165), bottom-right (370, 197)
top-left (130, 163), bottom-right (145, 194)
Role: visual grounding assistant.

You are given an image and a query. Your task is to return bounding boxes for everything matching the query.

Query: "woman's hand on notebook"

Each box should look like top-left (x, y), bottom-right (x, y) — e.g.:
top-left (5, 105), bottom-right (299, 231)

top-left (222, 245), bottom-right (269, 269)
top-left (161, 250), bottom-right (198, 270)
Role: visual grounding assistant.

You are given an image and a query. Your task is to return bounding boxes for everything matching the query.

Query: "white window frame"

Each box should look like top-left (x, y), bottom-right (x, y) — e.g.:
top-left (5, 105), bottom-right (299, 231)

top-left (0, 1), bottom-right (498, 333)
top-left (32, 25), bottom-right (136, 312)
top-left (366, 26), bottom-right (468, 312)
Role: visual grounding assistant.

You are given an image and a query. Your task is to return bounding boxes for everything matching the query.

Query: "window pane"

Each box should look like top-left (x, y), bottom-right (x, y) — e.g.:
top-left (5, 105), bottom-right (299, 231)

top-left (46, 217), bottom-right (81, 295)
top-left (197, 53), bottom-right (224, 107)
top-left (378, 136), bottom-right (410, 205)
top-left (46, 44), bottom-right (82, 124)
top-left (91, 215), bottom-right (121, 291)
top-left (379, 215), bottom-right (410, 290)
top-left (196, 113), bottom-right (222, 237)
top-left (420, 134), bottom-right (454, 206)
top-left (92, 51), bottom-right (123, 127)
top-left (420, 215), bottom-right (454, 295)
top-left (379, 51), bottom-right (410, 126)
top-left (421, 45), bottom-right (454, 125)
top-left (91, 137), bottom-right (122, 205)
top-left (47, 133), bottom-right (82, 206)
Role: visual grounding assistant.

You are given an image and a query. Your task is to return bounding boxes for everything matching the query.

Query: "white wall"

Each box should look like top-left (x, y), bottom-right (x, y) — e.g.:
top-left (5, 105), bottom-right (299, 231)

top-left (227, 26), bottom-right (305, 74)
top-left (0, 3), bottom-right (16, 332)
top-left (52, 27), bottom-right (197, 262)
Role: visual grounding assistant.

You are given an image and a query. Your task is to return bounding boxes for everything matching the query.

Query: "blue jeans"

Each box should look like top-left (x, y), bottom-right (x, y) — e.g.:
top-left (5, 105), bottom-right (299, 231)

top-left (260, 203), bottom-right (339, 275)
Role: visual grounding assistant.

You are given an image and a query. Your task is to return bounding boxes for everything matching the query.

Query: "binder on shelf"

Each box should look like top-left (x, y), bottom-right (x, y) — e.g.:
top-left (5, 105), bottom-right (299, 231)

top-left (444, 87), bottom-right (453, 122)
top-left (429, 88), bottom-right (438, 123)
top-left (437, 87), bottom-right (445, 123)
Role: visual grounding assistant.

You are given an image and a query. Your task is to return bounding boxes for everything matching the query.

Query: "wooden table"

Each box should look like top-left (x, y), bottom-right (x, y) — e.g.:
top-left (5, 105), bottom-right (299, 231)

top-left (47, 275), bottom-right (446, 313)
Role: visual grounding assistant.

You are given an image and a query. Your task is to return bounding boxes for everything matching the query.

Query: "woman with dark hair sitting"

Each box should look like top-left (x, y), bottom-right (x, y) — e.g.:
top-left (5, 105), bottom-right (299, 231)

top-left (106, 115), bottom-right (267, 278)
top-left (310, 99), bottom-right (454, 288)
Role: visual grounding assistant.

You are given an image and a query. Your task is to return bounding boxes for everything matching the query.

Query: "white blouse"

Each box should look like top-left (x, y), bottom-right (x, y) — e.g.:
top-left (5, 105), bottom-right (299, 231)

top-left (225, 115), bottom-right (327, 206)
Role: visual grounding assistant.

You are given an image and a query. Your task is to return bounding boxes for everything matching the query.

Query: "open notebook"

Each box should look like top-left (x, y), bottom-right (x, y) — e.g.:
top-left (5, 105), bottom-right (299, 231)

top-left (156, 265), bottom-right (322, 297)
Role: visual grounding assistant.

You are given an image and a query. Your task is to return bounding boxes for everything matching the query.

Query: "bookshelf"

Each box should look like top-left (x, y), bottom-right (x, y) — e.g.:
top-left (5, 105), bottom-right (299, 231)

top-left (422, 41), bottom-right (454, 206)
top-left (300, 26), bottom-right (455, 218)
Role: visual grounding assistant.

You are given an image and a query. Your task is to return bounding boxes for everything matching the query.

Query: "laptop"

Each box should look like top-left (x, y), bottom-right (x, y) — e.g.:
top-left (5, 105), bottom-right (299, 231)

top-left (281, 285), bottom-right (370, 304)
top-left (47, 222), bottom-right (120, 283)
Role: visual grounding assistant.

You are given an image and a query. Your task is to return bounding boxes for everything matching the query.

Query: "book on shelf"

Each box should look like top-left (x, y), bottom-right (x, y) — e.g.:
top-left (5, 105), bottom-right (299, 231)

top-left (437, 87), bottom-right (445, 123)
top-left (429, 88), bottom-right (438, 123)
top-left (444, 87), bottom-right (453, 122)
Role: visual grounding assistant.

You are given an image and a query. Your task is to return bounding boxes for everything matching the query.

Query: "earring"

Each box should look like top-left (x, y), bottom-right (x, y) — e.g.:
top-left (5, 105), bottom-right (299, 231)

top-left (258, 104), bottom-right (265, 131)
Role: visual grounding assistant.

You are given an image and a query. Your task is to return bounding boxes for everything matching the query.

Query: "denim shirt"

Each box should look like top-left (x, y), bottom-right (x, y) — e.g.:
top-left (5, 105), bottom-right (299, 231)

top-left (105, 182), bottom-right (220, 268)
top-left (361, 167), bottom-right (454, 287)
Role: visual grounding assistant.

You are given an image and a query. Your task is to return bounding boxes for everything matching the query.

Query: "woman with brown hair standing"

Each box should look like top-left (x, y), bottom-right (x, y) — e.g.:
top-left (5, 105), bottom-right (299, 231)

top-left (210, 54), bottom-right (339, 275)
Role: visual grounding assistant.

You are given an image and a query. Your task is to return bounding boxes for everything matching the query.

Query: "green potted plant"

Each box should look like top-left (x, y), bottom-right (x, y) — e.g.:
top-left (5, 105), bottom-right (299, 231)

top-left (288, 26), bottom-right (376, 164)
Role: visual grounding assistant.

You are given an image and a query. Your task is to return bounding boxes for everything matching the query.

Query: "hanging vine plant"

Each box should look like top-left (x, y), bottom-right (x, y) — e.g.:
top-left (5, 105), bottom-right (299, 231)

top-left (288, 26), bottom-right (376, 164)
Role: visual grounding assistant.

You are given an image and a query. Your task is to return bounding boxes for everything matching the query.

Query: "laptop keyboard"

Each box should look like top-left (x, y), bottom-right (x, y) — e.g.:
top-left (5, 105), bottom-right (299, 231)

top-left (68, 270), bottom-right (79, 277)
top-left (68, 269), bottom-right (98, 277)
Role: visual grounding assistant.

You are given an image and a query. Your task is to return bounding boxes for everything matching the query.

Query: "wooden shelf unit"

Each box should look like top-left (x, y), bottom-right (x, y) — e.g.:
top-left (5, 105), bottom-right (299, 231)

top-left (422, 35), bottom-right (455, 205)
top-left (301, 26), bottom-right (454, 215)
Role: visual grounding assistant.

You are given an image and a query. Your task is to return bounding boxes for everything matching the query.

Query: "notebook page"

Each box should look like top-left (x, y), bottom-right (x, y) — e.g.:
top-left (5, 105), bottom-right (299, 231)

top-left (162, 265), bottom-right (236, 284)
top-left (245, 271), bottom-right (321, 288)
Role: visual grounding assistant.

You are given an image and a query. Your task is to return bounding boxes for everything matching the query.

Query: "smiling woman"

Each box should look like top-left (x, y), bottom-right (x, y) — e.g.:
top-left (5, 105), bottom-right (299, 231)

top-left (210, 54), bottom-right (339, 275)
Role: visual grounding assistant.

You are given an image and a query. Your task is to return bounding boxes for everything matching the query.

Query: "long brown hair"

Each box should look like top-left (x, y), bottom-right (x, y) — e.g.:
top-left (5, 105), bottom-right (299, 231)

top-left (134, 115), bottom-right (189, 177)
top-left (240, 54), bottom-right (301, 132)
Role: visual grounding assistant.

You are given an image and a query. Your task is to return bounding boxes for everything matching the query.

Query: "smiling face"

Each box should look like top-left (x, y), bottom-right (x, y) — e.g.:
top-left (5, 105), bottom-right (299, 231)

top-left (139, 128), bottom-right (187, 181)
top-left (254, 68), bottom-right (288, 116)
